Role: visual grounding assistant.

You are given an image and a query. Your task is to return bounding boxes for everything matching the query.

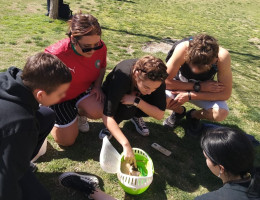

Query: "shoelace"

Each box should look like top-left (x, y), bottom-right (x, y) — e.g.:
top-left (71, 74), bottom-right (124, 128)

top-left (137, 118), bottom-right (147, 129)
top-left (79, 116), bottom-right (87, 124)
top-left (170, 112), bottom-right (176, 121)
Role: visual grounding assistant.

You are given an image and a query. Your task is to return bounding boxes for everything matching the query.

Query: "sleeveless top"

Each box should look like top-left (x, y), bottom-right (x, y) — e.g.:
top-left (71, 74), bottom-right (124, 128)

top-left (166, 37), bottom-right (218, 82)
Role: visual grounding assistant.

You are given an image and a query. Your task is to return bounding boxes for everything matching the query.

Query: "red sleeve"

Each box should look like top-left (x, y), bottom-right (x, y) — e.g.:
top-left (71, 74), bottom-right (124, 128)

top-left (44, 38), bottom-right (70, 56)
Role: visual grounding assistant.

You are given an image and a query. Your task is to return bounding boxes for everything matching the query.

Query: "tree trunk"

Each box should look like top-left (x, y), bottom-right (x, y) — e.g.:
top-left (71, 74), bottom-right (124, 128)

top-left (49, 0), bottom-right (59, 19)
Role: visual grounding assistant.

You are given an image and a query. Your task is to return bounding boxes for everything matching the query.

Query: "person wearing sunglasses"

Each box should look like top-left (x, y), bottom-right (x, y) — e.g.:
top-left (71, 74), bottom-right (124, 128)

top-left (163, 34), bottom-right (232, 136)
top-left (45, 13), bottom-right (107, 146)
top-left (100, 56), bottom-right (168, 165)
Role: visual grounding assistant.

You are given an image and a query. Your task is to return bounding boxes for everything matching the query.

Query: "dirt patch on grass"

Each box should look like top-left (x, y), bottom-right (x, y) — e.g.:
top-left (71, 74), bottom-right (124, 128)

top-left (142, 38), bottom-right (178, 54)
top-left (248, 37), bottom-right (260, 50)
top-left (119, 45), bottom-right (134, 55)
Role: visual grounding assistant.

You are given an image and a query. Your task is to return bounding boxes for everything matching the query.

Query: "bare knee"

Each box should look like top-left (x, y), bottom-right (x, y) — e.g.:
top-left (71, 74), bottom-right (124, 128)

top-left (51, 126), bottom-right (78, 147)
top-left (78, 96), bottom-right (103, 119)
top-left (211, 108), bottom-right (229, 122)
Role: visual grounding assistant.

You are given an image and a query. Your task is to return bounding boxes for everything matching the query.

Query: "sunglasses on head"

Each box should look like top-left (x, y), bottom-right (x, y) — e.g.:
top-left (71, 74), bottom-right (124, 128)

top-left (78, 40), bottom-right (104, 53)
top-left (138, 69), bottom-right (168, 81)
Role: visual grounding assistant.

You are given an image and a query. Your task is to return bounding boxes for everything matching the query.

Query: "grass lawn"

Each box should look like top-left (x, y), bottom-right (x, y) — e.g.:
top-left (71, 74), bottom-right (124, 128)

top-left (0, 0), bottom-right (259, 199)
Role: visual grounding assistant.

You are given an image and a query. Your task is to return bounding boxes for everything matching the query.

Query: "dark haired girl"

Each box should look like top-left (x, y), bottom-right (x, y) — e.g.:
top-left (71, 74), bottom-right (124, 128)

top-left (196, 127), bottom-right (260, 200)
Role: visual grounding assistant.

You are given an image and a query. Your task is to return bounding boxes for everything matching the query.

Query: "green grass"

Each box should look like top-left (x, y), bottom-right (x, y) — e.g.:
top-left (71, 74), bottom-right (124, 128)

top-left (0, 0), bottom-right (259, 199)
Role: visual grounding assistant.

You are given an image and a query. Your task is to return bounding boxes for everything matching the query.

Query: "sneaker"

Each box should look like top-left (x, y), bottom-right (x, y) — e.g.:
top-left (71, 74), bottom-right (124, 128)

top-left (130, 117), bottom-right (149, 136)
top-left (99, 128), bottom-right (113, 140)
top-left (163, 106), bottom-right (186, 128)
top-left (78, 116), bottom-right (90, 133)
top-left (59, 172), bottom-right (99, 198)
top-left (186, 109), bottom-right (202, 137)
top-left (30, 162), bottom-right (37, 173)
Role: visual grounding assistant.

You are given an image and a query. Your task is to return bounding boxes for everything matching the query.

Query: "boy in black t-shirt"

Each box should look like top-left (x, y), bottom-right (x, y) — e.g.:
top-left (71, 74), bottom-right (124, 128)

top-left (100, 56), bottom-right (168, 165)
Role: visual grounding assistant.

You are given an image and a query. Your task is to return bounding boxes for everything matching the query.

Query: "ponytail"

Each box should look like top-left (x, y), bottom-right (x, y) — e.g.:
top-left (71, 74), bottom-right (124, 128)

top-left (247, 167), bottom-right (260, 198)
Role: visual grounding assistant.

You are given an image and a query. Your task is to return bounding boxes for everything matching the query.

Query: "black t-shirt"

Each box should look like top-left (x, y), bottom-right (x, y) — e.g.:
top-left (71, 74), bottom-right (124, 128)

top-left (195, 181), bottom-right (260, 200)
top-left (102, 59), bottom-right (166, 117)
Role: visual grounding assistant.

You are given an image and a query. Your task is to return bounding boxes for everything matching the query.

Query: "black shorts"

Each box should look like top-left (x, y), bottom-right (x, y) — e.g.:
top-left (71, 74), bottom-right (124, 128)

top-left (50, 90), bottom-right (91, 127)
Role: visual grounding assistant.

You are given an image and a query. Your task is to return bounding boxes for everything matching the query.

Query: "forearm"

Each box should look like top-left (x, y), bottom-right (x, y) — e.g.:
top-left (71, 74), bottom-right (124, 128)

top-left (137, 99), bottom-right (164, 120)
top-left (102, 115), bottom-right (131, 148)
top-left (166, 79), bottom-right (194, 91)
top-left (94, 68), bottom-right (106, 88)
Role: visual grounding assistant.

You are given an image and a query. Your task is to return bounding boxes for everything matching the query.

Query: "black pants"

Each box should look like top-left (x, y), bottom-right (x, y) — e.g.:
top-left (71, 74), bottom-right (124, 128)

top-left (4, 106), bottom-right (55, 200)
top-left (114, 104), bottom-right (147, 124)
top-left (23, 106), bottom-right (55, 200)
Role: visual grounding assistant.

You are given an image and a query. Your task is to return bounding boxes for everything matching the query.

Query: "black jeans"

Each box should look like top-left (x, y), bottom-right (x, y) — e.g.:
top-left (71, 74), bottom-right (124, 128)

top-left (0, 106), bottom-right (55, 200)
top-left (114, 104), bottom-right (147, 124)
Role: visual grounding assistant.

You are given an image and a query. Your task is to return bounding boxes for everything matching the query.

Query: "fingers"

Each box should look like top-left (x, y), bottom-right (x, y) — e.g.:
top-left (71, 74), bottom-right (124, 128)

top-left (133, 158), bottom-right (137, 168)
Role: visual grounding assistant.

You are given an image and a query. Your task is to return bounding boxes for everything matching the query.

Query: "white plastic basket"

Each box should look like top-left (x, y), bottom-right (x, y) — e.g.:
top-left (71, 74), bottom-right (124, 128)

top-left (100, 137), bottom-right (154, 193)
top-left (117, 148), bottom-right (154, 190)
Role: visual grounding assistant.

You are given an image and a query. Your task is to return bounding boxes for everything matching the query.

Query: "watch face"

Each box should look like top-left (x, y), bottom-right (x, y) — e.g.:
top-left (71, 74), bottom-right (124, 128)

top-left (194, 83), bottom-right (200, 92)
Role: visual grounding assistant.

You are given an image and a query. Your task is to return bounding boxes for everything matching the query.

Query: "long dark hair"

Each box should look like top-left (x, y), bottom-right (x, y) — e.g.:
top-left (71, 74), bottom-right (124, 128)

top-left (201, 127), bottom-right (260, 197)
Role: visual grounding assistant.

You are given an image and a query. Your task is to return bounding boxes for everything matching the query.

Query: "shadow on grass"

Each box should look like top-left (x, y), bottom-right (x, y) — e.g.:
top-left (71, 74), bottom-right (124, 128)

top-left (229, 50), bottom-right (260, 65)
top-left (101, 26), bottom-right (162, 41)
top-left (117, 120), bottom-right (223, 199)
top-left (37, 122), bottom-right (106, 163)
top-left (36, 120), bottom-right (260, 199)
top-left (36, 171), bottom-right (105, 200)
top-left (116, 0), bottom-right (136, 3)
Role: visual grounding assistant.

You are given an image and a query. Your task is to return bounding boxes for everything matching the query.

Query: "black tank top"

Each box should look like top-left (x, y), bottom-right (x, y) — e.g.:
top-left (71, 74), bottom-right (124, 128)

top-left (166, 37), bottom-right (218, 82)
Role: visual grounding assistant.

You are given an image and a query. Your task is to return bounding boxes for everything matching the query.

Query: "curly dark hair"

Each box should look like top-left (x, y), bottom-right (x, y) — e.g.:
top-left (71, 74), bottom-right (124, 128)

top-left (133, 55), bottom-right (168, 81)
top-left (186, 34), bottom-right (219, 70)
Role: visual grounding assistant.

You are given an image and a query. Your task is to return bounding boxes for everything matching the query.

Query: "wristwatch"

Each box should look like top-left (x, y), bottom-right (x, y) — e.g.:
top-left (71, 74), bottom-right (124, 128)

top-left (133, 97), bottom-right (141, 107)
top-left (193, 82), bottom-right (201, 92)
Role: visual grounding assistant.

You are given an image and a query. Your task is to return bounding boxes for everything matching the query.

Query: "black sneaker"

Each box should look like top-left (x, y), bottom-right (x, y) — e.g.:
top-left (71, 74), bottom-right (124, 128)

top-left (59, 172), bottom-right (99, 198)
top-left (186, 109), bottom-right (202, 137)
top-left (30, 162), bottom-right (38, 173)
top-left (163, 106), bottom-right (186, 128)
top-left (130, 117), bottom-right (149, 136)
top-left (99, 128), bottom-right (113, 140)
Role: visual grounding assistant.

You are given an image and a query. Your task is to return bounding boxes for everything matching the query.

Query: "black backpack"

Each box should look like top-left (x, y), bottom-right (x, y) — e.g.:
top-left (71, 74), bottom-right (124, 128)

top-left (58, 0), bottom-right (72, 20)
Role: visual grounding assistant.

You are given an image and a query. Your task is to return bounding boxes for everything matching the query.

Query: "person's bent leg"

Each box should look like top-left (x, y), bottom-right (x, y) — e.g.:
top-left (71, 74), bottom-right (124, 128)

top-left (191, 107), bottom-right (229, 122)
top-left (77, 94), bottom-right (103, 119)
top-left (51, 120), bottom-right (79, 146)
top-left (186, 100), bottom-right (229, 136)
top-left (90, 189), bottom-right (116, 200)
top-left (20, 168), bottom-right (51, 200)
top-left (50, 96), bottom-right (83, 146)
top-left (32, 106), bottom-right (55, 159)
top-left (189, 100), bottom-right (229, 122)
top-left (163, 98), bottom-right (186, 128)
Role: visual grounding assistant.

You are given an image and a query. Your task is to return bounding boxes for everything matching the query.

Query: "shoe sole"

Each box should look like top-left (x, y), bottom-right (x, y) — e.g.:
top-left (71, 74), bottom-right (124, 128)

top-left (130, 119), bottom-right (149, 136)
top-left (79, 126), bottom-right (90, 133)
top-left (59, 172), bottom-right (99, 186)
top-left (162, 119), bottom-right (175, 128)
top-left (99, 130), bottom-right (113, 140)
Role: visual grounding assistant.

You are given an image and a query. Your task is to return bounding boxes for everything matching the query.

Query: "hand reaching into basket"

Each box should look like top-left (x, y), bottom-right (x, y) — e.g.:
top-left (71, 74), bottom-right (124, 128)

top-left (123, 145), bottom-right (137, 168)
